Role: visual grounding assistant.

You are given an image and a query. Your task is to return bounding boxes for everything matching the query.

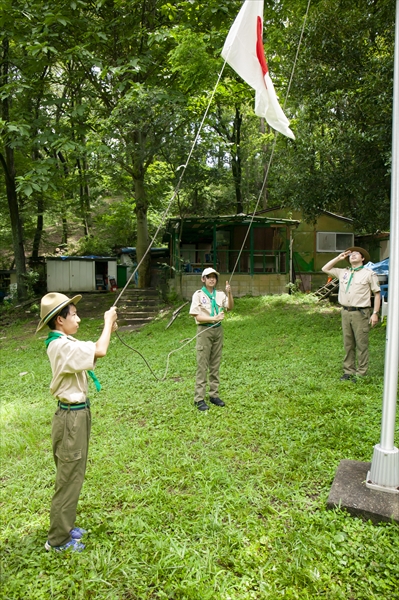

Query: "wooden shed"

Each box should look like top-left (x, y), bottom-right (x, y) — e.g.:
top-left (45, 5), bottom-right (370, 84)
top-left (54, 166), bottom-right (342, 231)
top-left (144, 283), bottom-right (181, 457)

top-left (163, 214), bottom-right (299, 299)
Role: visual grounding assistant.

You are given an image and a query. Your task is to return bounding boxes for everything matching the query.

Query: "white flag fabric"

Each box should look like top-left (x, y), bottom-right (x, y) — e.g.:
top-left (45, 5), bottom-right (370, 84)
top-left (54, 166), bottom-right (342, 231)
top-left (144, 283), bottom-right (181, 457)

top-left (221, 0), bottom-right (295, 140)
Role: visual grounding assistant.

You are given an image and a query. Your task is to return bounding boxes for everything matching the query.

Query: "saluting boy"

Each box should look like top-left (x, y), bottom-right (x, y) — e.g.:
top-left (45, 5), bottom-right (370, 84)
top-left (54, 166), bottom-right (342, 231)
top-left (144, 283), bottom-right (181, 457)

top-left (189, 268), bottom-right (234, 411)
top-left (36, 292), bottom-right (117, 552)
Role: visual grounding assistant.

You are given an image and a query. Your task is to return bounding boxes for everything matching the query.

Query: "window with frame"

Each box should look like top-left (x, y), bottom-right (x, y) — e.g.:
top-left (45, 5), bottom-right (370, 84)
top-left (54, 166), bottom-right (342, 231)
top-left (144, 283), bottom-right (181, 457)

top-left (317, 232), bottom-right (354, 252)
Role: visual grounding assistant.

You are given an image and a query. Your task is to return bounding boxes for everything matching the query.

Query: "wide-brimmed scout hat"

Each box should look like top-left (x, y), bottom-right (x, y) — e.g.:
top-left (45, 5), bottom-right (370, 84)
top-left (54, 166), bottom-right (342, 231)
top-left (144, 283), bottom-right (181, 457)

top-left (201, 267), bottom-right (220, 278)
top-left (36, 292), bottom-right (82, 333)
top-left (345, 246), bottom-right (370, 264)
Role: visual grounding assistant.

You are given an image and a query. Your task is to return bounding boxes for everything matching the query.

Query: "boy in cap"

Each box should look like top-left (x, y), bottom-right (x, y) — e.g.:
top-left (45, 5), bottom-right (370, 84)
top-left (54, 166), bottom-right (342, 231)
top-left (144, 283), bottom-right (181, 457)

top-left (36, 292), bottom-right (117, 551)
top-left (189, 268), bottom-right (234, 411)
top-left (322, 247), bottom-right (380, 380)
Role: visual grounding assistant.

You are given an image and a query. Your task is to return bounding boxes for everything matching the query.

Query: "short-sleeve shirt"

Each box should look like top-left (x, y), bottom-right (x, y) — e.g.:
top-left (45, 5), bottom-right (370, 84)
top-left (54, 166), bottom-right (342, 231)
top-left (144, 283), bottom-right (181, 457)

top-left (327, 267), bottom-right (380, 308)
top-left (47, 333), bottom-right (96, 403)
top-left (189, 289), bottom-right (228, 325)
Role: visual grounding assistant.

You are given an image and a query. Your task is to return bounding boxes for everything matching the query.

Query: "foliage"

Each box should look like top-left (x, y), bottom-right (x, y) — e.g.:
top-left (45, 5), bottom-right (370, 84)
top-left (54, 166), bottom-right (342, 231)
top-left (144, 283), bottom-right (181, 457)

top-left (73, 235), bottom-right (113, 258)
top-left (285, 278), bottom-right (303, 294)
top-left (1, 295), bottom-right (398, 599)
top-left (0, 0), bottom-right (396, 288)
top-left (269, 0), bottom-right (395, 231)
top-left (23, 269), bottom-right (40, 298)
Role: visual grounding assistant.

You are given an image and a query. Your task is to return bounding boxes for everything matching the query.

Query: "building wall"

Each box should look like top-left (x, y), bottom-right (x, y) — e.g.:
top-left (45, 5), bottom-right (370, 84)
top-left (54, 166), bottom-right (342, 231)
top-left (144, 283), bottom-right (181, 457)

top-left (263, 209), bottom-right (354, 290)
top-left (169, 273), bottom-right (290, 300)
top-left (354, 236), bottom-right (390, 263)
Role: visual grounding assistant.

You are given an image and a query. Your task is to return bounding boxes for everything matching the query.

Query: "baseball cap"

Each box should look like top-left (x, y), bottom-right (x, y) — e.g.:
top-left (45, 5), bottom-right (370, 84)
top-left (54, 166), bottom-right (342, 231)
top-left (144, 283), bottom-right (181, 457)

top-left (202, 267), bottom-right (219, 278)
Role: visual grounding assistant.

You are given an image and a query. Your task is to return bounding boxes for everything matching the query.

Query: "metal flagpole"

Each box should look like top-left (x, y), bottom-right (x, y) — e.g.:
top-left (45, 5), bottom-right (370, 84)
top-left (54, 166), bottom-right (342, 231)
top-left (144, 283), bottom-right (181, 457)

top-left (366, 0), bottom-right (399, 494)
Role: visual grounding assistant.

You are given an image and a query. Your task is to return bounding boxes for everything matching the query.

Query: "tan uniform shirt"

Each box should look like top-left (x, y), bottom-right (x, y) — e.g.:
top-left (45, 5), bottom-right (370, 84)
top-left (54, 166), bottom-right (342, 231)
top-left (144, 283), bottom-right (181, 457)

top-left (47, 334), bottom-right (96, 403)
top-left (328, 267), bottom-right (380, 307)
top-left (189, 289), bottom-right (228, 324)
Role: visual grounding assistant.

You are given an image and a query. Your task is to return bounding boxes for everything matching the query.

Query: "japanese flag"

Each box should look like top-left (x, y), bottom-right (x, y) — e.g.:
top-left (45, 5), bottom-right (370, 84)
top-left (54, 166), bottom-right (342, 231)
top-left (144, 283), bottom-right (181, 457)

top-left (221, 0), bottom-right (295, 140)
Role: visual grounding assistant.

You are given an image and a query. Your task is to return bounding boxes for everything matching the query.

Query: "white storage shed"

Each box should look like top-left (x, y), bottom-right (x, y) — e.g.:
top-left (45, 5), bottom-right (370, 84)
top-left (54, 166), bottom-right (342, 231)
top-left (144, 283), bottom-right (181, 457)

top-left (46, 256), bottom-right (117, 292)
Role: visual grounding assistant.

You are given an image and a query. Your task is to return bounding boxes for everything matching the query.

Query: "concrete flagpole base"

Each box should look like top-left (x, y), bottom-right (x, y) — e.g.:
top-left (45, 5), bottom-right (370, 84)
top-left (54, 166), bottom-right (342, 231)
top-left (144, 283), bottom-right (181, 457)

top-left (366, 444), bottom-right (399, 493)
top-left (327, 460), bottom-right (399, 524)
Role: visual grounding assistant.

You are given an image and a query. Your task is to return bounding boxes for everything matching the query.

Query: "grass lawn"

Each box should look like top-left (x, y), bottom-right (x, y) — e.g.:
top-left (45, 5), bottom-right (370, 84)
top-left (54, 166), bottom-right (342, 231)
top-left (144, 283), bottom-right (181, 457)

top-left (1, 295), bottom-right (398, 599)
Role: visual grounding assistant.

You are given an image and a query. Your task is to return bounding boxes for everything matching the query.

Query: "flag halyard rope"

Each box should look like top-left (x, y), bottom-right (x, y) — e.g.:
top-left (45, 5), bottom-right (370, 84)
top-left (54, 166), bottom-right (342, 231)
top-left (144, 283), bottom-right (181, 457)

top-left (113, 0), bottom-right (311, 380)
top-left (112, 58), bottom-right (228, 308)
top-left (228, 0), bottom-right (311, 283)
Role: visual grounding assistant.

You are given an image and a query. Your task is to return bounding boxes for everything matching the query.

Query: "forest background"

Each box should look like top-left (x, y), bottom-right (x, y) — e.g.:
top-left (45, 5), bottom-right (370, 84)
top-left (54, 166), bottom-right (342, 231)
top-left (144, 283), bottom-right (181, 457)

top-left (0, 0), bottom-right (395, 299)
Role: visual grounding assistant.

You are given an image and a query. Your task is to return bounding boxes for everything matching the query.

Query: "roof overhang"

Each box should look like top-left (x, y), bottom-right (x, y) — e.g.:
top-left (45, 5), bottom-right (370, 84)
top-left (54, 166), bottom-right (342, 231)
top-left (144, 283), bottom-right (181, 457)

top-left (163, 215), bottom-right (300, 242)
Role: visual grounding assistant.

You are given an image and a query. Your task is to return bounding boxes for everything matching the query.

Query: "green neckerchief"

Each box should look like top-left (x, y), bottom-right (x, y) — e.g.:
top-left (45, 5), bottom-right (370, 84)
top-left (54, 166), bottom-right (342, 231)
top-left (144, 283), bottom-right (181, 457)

top-left (45, 331), bottom-right (101, 392)
top-left (201, 286), bottom-right (220, 317)
top-left (345, 265), bottom-right (364, 293)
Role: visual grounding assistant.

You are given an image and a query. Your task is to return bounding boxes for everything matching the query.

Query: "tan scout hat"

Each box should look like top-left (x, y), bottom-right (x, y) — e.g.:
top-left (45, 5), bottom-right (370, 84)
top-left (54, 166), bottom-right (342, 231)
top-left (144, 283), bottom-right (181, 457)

top-left (345, 246), bottom-right (370, 264)
top-left (36, 292), bottom-right (82, 333)
top-left (202, 267), bottom-right (219, 278)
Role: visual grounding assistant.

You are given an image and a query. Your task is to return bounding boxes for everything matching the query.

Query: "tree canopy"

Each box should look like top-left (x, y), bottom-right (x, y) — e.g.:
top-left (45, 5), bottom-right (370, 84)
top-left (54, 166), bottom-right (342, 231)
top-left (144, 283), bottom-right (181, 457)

top-left (0, 0), bottom-right (395, 297)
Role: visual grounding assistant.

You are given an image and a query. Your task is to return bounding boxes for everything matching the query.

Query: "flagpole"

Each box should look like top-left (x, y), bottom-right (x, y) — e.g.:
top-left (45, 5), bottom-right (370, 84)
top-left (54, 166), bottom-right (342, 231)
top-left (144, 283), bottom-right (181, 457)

top-left (366, 0), bottom-right (399, 494)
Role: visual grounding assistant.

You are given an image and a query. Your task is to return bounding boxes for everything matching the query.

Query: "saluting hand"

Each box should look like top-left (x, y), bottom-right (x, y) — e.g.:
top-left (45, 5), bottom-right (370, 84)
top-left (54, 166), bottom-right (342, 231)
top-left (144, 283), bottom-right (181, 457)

top-left (338, 250), bottom-right (351, 261)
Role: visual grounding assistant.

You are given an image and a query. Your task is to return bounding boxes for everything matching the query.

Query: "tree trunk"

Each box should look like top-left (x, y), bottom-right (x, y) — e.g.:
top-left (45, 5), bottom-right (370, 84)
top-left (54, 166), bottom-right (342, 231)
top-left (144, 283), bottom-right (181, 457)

top-left (31, 195), bottom-right (44, 260)
top-left (61, 211), bottom-right (68, 246)
top-left (31, 149), bottom-right (44, 261)
top-left (77, 156), bottom-right (91, 235)
top-left (134, 176), bottom-right (151, 288)
top-left (232, 107), bottom-right (243, 214)
top-left (1, 38), bottom-right (28, 300)
top-left (260, 118), bottom-right (269, 209)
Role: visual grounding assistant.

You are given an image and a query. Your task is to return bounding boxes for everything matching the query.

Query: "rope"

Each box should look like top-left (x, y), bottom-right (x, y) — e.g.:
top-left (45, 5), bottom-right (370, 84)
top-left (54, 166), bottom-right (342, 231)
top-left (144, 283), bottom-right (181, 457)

top-left (284, 0), bottom-right (312, 109)
top-left (113, 2), bottom-right (311, 378)
top-left (228, 0), bottom-right (311, 283)
top-left (115, 323), bottom-right (221, 382)
top-left (112, 59), bottom-right (228, 308)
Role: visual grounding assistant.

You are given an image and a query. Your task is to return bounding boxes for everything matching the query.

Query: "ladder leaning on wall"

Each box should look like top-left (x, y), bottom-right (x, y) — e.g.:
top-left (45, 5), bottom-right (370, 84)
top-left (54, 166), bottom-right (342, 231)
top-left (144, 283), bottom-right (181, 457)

top-left (312, 278), bottom-right (339, 301)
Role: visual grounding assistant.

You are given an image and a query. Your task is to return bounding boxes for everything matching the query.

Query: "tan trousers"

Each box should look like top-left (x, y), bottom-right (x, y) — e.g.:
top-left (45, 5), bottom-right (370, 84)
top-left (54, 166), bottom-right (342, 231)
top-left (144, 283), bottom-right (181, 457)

top-left (194, 326), bottom-right (224, 403)
top-left (48, 407), bottom-right (91, 546)
top-left (341, 308), bottom-right (371, 376)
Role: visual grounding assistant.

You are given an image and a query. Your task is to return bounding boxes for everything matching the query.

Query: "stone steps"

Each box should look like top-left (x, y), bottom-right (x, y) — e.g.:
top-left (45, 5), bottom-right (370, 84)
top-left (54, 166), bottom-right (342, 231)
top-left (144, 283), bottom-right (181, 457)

top-left (116, 287), bottom-right (161, 328)
top-left (66, 289), bottom-right (162, 329)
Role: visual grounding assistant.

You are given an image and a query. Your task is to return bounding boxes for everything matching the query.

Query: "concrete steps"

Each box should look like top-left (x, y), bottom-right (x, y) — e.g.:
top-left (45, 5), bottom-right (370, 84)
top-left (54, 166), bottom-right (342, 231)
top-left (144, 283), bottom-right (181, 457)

top-left (116, 288), bottom-right (161, 329)
top-left (64, 289), bottom-right (162, 330)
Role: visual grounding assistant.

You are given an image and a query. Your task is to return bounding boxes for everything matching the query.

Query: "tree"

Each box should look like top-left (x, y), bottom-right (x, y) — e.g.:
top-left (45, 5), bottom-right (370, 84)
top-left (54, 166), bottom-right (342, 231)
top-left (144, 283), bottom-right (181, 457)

top-left (269, 0), bottom-right (395, 231)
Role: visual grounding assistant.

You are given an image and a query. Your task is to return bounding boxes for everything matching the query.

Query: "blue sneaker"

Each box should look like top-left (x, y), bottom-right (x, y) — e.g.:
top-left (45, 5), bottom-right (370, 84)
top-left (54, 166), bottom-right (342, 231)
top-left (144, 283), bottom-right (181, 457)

top-left (45, 539), bottom-right (85, 552)
top-left (70, 527), bottom-right (87, 540)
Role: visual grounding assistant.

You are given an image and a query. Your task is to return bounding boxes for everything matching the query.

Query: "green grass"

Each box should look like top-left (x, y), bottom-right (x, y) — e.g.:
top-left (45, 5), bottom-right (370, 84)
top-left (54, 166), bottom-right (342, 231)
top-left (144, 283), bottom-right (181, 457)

top-left (1, 295), bottom-right (398, 599)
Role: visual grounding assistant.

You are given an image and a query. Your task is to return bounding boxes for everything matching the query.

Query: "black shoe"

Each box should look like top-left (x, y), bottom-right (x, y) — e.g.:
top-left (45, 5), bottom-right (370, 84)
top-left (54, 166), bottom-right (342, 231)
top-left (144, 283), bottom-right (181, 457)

top-left (209, 397), bottom-right (225, 407)
top-left (340, 374), bottom-right (355, 381)
top-left (195, 400), bottom-right (209, 411)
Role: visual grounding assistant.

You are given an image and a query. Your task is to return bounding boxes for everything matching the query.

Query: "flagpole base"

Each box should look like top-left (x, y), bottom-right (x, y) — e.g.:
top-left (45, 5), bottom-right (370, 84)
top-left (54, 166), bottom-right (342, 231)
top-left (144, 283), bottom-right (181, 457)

top-left (366, 444), bottom-right (399, 493)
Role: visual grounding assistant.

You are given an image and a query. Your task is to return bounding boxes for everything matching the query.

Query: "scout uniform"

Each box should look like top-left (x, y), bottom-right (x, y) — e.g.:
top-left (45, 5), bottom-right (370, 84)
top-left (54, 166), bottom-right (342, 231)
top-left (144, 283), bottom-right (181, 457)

top-left (189, 280), bottom-right (228, 406)
top-left (327, 262), bottom-right (380, 376)
top-left (36, 293), bottom-right (96, 550)
top-left (46, 333), bottom-right (96, 547)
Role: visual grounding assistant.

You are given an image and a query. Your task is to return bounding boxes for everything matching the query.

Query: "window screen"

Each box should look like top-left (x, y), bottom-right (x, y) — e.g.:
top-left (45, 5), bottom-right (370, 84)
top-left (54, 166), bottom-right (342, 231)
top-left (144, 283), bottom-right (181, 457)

top-left (317, 232), bottom-right (354, 252)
